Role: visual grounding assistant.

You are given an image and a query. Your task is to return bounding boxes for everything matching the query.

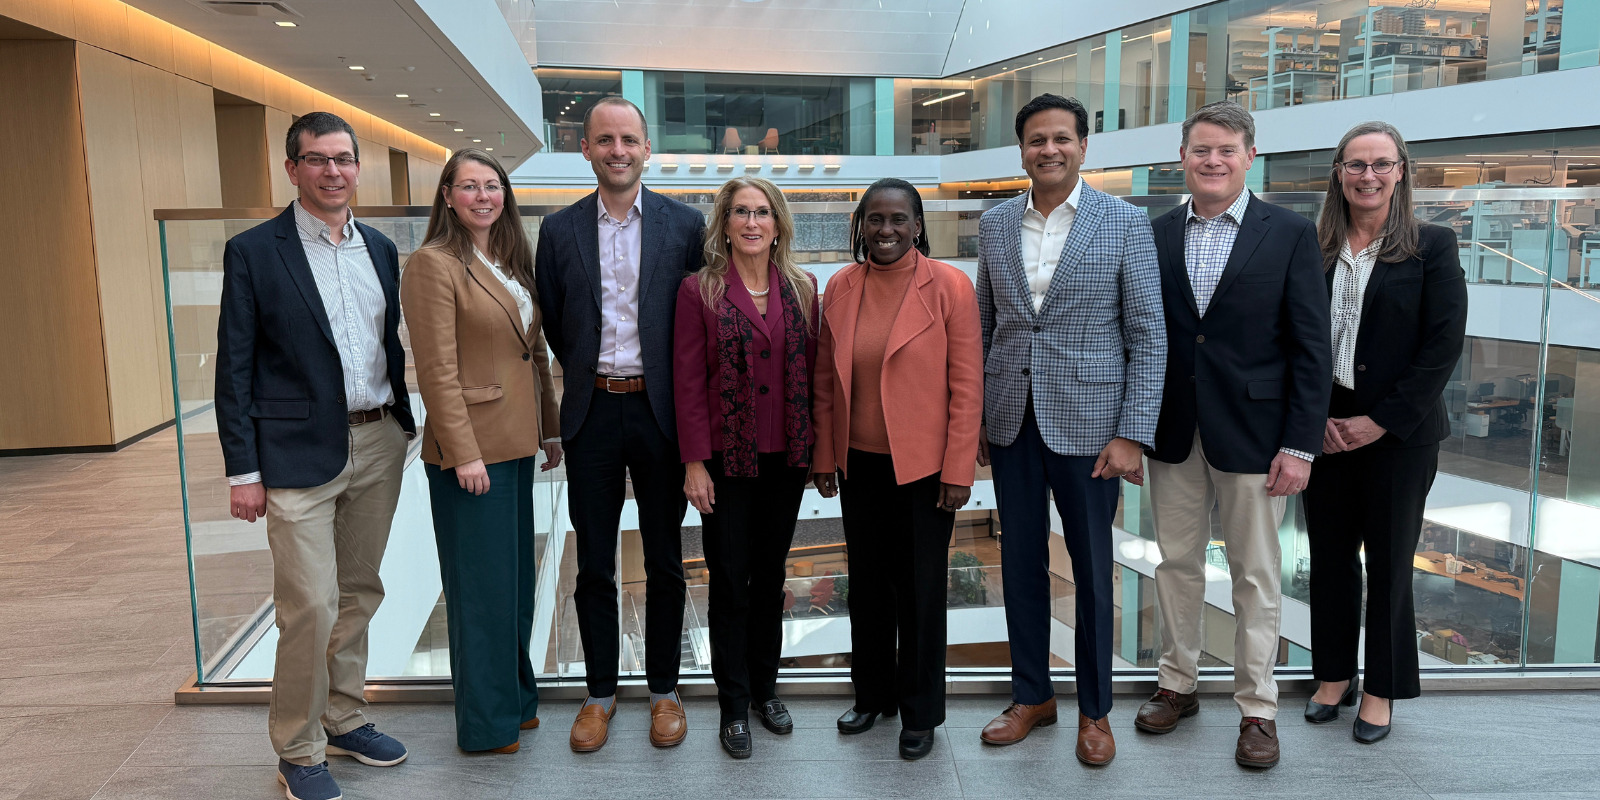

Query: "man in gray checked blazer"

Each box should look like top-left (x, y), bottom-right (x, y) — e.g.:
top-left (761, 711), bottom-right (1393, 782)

top-left (974, 95), bottom-right (1166, 766)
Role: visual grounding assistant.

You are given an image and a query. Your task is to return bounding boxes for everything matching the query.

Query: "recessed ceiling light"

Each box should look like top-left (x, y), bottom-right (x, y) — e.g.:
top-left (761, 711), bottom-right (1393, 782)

top-left (429, 113), bottom-right (441, 117)
top-left (472, 139), bottom-right (482, 143)
top-left (348, 65), bottom-right (364, 70)
top-left (486, 148), bottom-right (493, 151)
top-left (275, 21), bottom-right (297, 27)
top-left (395, 93), bottom-right (409, 98)
top-left (453, 128), bottom-right (464, 132)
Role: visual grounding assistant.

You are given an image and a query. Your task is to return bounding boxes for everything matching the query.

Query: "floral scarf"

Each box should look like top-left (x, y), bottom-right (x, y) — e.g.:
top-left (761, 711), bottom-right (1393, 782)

top-left (715, 269), bottom-right (811, 477)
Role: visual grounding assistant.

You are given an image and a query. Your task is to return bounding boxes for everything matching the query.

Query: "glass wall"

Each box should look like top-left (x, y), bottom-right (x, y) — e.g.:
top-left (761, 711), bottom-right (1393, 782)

top-left (165, 187), bottom-right (1600, 688)
top-left (536, 68), bottom-right (623, 153)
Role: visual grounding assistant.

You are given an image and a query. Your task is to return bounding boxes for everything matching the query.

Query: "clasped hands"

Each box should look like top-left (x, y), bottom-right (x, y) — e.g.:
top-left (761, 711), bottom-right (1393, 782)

top-left (1323, 415), bottom-right (1386, 454)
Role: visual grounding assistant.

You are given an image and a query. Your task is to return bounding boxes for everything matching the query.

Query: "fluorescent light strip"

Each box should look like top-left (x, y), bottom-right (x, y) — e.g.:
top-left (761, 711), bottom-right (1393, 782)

top-left (921, 91), bottom-right (967, 107)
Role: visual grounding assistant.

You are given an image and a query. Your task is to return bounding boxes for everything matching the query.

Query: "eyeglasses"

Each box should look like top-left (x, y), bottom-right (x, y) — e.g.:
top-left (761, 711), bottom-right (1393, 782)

top-left (293, 154), bottom-right (359, 168)
top-left (728, 207), bottom-right (773, 221)
top-left (451, 183), bottom-right (504, 195)
top-left (1338, 160), bottom-right (1401, 175)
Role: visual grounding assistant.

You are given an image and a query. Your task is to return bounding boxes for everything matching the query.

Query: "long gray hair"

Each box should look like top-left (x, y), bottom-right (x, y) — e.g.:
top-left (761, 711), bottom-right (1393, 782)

top-left (1316, 121), bottom-right (1419, 271)
top-left (698, 177), bottom-right (815, 329)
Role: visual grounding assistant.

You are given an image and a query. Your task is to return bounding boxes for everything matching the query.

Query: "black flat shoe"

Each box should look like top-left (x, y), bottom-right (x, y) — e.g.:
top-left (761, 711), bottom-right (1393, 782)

top-left (1352, 701), bottom-right (1393, 744)
top-left (752, 699), bottom-right (794, 735)
top-left (837, 706), bottom-right (896, 734)
top-left (1304, 680), bottom-right (1358, 724)
top-left (899, 728), bottom-right (935, 760)
top-left (720, 721), bottom-right (752, 759)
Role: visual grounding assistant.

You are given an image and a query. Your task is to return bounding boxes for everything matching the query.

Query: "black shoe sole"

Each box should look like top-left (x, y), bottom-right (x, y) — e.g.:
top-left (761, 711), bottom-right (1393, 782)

top-left (837, 709), bottom-right (896, 735)
top-left (1134, 704), bottom-right (1198, 734)
top-left (1236, 754), bottom-right (1280, 769)
top-left (721, 740), bottom-right (752, 759)
top-left (751, 707), bottom-right (794, 735)
top-left (900, 746), bottom-right (934, 761)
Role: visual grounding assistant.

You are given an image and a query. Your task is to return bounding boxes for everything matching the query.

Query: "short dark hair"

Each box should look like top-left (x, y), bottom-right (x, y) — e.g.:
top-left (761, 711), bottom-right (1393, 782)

top-left (286, 111), bottom-right (359, 162)
top-left (1015, 93), bottom-right (1088, 144)
top-left (582, 96), bottom-right (649, 140)
top-left (850, 178), bottom-right (929, 263)
top-left (1182, 101), bottom-right (1256, 149)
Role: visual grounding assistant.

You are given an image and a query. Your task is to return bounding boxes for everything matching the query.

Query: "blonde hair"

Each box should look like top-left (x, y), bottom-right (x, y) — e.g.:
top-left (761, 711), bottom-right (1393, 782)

top-left (698, 177), bottom-right (815, 329)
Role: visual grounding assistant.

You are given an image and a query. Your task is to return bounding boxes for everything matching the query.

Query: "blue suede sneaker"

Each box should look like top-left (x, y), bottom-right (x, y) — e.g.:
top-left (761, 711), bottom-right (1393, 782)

top-left (277, 760), bottom-right (341, 800)
top-left (325, 722), bottom-right (408, 767)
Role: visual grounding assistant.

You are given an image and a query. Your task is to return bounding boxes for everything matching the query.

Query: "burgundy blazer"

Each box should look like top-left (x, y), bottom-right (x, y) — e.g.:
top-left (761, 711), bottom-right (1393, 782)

top-left (673, 263), bottom-right (819, 464)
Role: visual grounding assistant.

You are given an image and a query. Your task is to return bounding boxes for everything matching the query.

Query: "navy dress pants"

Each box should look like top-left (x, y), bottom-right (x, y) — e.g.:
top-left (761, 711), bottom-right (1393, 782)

top-left (989, 405), bottom-right (1119, 720)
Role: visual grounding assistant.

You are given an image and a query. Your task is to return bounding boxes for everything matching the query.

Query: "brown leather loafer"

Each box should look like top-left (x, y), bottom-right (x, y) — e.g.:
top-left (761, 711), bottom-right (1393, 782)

top-left (980, 698), bottom-right (1058, 745)
top-left (1134, 688), bottom-right (1199, 734)
top-left (486, 741), bottom-right (519, 754)
top-left (649, 695), bottom-right (688, 747)
top-left (570, 702), bottom-right (617, 753)
top-left (1236, 717), bottom-right (1280, 769)
top-left (521, 717), bottom-right (540, 730)
top-left (1076, 713), bottom-right (1116, 765)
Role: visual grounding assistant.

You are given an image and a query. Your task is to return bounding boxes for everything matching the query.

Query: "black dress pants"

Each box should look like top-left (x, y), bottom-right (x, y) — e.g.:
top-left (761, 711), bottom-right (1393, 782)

top-left (839, 449), bottom-right (954, 731)
top-left (700, 452), bottom-right (809, 726)
top-left (565, 390), bottom-right (688, 696)
top-left (1304, 441), bottom-right (1439, 700)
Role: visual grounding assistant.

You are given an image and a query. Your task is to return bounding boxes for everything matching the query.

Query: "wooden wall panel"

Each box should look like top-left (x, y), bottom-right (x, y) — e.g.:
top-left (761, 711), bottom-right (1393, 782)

top-left (0, 0), bottom-right (75, 33)
top-left (207, 42), bottom-right (238, 96)
top-left (77, 43), bottom-right (168, 442)
top-left (176, 77), bottom-right (222, 207)
top-left (0, 41), bottom-right (113, 449)
top-left (170, 26), bottom-right (209, 84)
top-left (130, 61), bottom-right (189, 420)
top-left (354, 137), bottom-right (391, 206)
top-left (389, 149), bottom-right (410, 205)
top-left (409, 156), bottom-right (443, 209)
top-left (215, 103), bottom-right (270, 208)
top-left (265, 106), bottom-right (296, 207)
top-left (262, 68), bottom-right (291, 112)
top-left (70, 0), bottom-right (126, 55)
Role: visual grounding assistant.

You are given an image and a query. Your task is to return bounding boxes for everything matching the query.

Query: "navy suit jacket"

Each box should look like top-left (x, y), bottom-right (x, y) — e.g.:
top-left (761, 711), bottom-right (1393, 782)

top-left (535, 187), bottom-right (706, 441)
top-left (1149, 194), bottom-right (1331, 474)
top-left (214, 206), bottom-right (415, 489)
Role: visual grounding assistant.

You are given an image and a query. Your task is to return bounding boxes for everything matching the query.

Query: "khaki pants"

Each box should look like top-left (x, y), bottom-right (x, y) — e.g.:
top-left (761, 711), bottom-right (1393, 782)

top-left (265, 415), bottom-right (407, 765)
top-left (1146, 432), bottom-right (1285, 719)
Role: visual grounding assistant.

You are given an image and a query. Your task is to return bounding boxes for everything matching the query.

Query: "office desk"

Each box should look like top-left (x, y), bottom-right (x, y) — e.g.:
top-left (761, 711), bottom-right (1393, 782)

top-left (1413, 550), bottom-right (1524, 600)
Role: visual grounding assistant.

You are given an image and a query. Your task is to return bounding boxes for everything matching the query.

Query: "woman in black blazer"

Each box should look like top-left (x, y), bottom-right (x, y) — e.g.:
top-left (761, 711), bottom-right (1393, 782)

top-left (1302, 121), bottom-right (1467, 743)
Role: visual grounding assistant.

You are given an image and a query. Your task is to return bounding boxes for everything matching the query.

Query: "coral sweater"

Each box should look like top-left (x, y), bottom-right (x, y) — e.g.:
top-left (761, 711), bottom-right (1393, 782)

top-left (848, 248), bottom-right (917, 454)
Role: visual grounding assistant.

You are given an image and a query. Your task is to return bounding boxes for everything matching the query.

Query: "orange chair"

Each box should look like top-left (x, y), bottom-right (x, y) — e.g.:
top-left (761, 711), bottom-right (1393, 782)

top-left (721, 127), bottom-right (743, 154)
top-left (759, 128), bottom-right (780, 154)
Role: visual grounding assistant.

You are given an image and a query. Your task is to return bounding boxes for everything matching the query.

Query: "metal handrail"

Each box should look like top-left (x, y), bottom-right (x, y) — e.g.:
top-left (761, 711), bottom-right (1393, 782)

top-left (151, 187), bottom-right (1600, 221)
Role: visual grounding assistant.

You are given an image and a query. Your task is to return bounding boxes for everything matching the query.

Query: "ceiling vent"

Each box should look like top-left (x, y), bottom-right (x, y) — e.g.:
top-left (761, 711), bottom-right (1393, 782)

top-left (190, 1), bottom-right (300, 17)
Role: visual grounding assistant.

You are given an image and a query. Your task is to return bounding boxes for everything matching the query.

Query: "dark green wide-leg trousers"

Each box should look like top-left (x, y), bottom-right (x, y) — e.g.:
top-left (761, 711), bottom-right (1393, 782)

top-left (426, 456), bottom-right (539, 751)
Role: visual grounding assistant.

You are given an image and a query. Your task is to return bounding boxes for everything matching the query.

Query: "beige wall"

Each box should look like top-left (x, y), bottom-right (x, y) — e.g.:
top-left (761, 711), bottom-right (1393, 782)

top-left (354, 136), bottom-right (392, 206)
top-left (215, 103), bottom-right (270, 208)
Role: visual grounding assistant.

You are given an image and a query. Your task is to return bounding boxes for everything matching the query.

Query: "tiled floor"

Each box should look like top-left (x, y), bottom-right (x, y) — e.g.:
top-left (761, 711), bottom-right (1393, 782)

top-left (3, 430), bottom-right (1600, 799)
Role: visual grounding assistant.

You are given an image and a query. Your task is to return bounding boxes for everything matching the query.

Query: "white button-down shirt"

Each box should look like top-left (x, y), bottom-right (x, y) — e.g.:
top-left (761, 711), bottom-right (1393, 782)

top-left (475, 246), bottom-right (533, 333)
top-left (230, 201), bottom-right (392, 486)
top-left (1183, 187), bottom-right (1251, 317)
top-left (1331, 238), bottom-right (1382, 390)
top-left (1019, 178), bottom-right (1082, 312)
top-left (597, 190), bottom-right (645, 376)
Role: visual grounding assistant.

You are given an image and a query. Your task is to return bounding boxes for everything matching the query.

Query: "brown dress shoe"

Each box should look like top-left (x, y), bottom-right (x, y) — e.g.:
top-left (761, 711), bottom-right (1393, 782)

top-left (485, 741), bottom-right (519, 754)
top-left (521, 717), bottom-right (540, 730)
top-left (1076, 713), bottom-right (1116, 765)
top-left (570, 702), bottom-right (617, 753)
top-left (980, 698), bottom-right (1058, 745)
top-left (1236, 717), bottom-right (1280, 769)
top-left (1134, 688), bottom-right (1199, 734)
top-left (649, 695), bottom-right (688, 747)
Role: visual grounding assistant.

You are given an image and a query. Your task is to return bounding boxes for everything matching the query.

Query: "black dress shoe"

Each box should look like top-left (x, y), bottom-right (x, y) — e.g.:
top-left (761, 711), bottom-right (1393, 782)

top-left (752, 699), bottom-right (794, 735)
top-left (720, 721), bottom-right (752, 759)
top-left (899, 728), bottom-right (935, 760)
top-left (837, 706), bottom-right (896, 734)
top-left (1352, 701), bottom-right (1393, 744)
top-left (1304, 680), bottom-right (1358, 724)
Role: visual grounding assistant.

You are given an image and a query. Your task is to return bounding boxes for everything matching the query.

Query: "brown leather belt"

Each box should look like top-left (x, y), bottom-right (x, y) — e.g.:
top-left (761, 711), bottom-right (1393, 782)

top-left (594, 376), bottom-right (646, 393)
top-left (348, 406), bottom-right (388, 426)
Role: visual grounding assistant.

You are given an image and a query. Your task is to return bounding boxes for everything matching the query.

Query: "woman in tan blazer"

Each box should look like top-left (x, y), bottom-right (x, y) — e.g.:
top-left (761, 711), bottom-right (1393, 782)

top-left (811, 178), bottom-right (984, 760)
top-left (400, 149), bottom-right (561, 755)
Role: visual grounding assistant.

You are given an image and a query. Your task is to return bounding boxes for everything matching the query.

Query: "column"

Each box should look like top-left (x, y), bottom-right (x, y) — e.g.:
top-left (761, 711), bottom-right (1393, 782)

top-left (1559, 0), bottom-right (1600, 70)
top-left (1103, 32), bottom-right (1123, 132)
top-left (1167, 11), bottom-right (1192, 123)
top-left (877, 77), bottom-right (897, 155)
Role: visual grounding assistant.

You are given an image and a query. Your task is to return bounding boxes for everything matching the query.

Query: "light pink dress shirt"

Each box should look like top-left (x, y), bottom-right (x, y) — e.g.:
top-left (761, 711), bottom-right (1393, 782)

top-left (597, 190), bottom-right (645, 376)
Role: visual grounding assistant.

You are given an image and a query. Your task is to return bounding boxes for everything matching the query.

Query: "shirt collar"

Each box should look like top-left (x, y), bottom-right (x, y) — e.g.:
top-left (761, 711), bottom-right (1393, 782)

top-left (1186, 187), bottom-right (1251, 225)
top-left (1339, 237), bottom-right (1384, 266)
top-left (1025, 178), bottom-right (1082, 218)
top-left (597, 188), bottom-right (644, 224)
top-left (292, 199), bottom-right (357, 243)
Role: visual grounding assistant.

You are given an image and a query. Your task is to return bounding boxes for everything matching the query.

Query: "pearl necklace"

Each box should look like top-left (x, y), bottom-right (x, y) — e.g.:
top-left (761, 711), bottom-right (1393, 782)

top-left (747, 286), bottom-right (770, 297)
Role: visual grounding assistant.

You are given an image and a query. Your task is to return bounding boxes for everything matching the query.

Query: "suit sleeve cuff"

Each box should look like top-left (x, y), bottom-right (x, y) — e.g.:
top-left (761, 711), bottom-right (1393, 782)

top-left (228, 472), bottom-right (262, 486)
top-left (542, 437), bottom-right (561, 444)
top-left (1279, 447), bottom-right (1316, 463)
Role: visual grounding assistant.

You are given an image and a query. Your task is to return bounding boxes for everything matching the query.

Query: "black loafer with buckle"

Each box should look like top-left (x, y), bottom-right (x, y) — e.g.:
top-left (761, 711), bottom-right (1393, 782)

top-left (720, 721), bottom-right (752, 759)
top-left (752, 699), bottom-right (794, 735)
top-left (837, 706), bottom-right (897, 735)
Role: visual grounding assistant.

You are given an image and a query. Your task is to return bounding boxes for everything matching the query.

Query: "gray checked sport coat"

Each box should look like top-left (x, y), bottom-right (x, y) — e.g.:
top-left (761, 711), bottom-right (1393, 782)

top-left (976, 184), bottom-right (1167, 455)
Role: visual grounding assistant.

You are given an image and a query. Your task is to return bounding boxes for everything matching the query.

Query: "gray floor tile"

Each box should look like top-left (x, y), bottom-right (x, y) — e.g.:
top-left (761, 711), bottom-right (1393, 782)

top-left (124, 732), bottom-right (278, 767)
top-left (1397, 754), bottom-right (1600, 795)
top-left (86, 766), bottom-right (286, 800)
top-left (954, 752), bottom-right (1428, 798)
top-left (506, 758), bottom-right (965, 799)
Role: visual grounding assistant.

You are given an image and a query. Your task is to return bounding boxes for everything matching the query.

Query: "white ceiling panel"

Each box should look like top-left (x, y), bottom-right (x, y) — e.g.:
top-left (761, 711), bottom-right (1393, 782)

top-left (532, 0), bottom-right (966, 77)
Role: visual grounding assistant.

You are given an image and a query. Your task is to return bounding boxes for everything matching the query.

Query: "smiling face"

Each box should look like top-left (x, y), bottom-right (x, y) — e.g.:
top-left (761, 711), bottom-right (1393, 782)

top-left (723, 185), bottom-right (776, 260)
top-left (444, 160), bottom-right (503, 242)
top-left (1020, 108), bottom-right (1086, 195)
top-left (1338, 131), bottom-right (1403, 217)
top-left (581, 102), bottom-right (650, 194)
top-left (860, 188), bottom-right (920, 265)
top-left (286, 130), bottom-right (359, 215)
top-left (1180, 120), bottom-right (1255, 208)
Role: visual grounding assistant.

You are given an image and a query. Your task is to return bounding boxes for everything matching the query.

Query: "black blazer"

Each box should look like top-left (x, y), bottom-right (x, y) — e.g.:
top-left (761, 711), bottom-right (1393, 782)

top-left (1325, 223), bottom-right (1467, 448)
top-left (535, 186), bottom-right (707, 441)
top-left (1149, 194), bottom-right (1333, 473)
top-left (214, 206), bottom-right (415, 489)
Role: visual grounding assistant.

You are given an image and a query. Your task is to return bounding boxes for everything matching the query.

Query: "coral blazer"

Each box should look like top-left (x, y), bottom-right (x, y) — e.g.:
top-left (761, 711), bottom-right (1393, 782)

top-left (813, 251), bottom-right (984, 486)
top-left (401, 246), bottom-right (561, 470)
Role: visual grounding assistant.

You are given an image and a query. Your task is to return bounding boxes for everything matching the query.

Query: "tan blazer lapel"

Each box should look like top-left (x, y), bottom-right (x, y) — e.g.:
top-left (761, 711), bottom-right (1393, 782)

top-left (465, 251), bottom-right (531, 348)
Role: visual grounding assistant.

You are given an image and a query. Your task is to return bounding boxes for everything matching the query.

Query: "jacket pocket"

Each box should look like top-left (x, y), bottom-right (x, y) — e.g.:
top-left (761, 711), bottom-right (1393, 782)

top-left (1246, 380), bottom-right (1283, 400)
top-left (1077, 360), bottom-right (1123, 383)
top-left (461, 385), bottom-right (505, 404)
top-left (248, 399), bottom-right (310, 419)
top-left (984, 357), bottom-right (1001, 375)
top-left (1237, 270), bottom-right (1278, 284)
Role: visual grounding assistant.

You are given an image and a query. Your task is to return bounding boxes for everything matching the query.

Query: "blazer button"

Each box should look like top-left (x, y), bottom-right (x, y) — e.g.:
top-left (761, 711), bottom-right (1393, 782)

top-left (760, 349), bottom-right (771, 359)
top-left (522, 352), bottom-right (531, 361)
top-left (1196, 335), bottom-right (1206, 343)
top-left (1357, 364), bottom-right (1367, 372)
top-left (589, 366), bottom-right (596, 374)
top-left (1032, 325), bottom-right (1041, 333)
top-left (1189, 376), bottom-right (1196, 383)
top-left (337, 395), bottom-right (345, 404)
top-left (759, 385), bottom-right (770, 395)
top-left (1021, 367), bottom-right (1031, 376)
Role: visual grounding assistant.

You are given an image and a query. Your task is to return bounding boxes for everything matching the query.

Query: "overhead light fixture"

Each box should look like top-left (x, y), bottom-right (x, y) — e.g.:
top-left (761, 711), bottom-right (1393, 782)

top-left (453, 128), bottom-right (464, 132)
top-left (430, 113), bottom-right (441, 117)
top-left (395, 93), bottom-right (409, 98)
top-left (659, 163), bottom-right (678, 172)
top-left (486, 147), bottom-right (493, 151)
top-left (797, 164), bottom-right (815, 173)
top-left (921, 91), bottom-right (967, 106)
top-left (717, 164), bottom-right (734, 172)
top-left (824, 164), bottom-right (841, 172)
top-left (472, 139), bottom-right (481, 142)
top-left (275, 21), bottom-right (297, 27)
top-left (771, 164), bottom-right (788, 173)
top-left (348, 65), bottom-right (364, 70)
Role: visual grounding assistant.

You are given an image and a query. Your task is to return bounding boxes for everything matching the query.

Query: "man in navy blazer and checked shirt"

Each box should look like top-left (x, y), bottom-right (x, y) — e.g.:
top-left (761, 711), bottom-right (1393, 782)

top-left (973, 94), bottom-right (1167, 766)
